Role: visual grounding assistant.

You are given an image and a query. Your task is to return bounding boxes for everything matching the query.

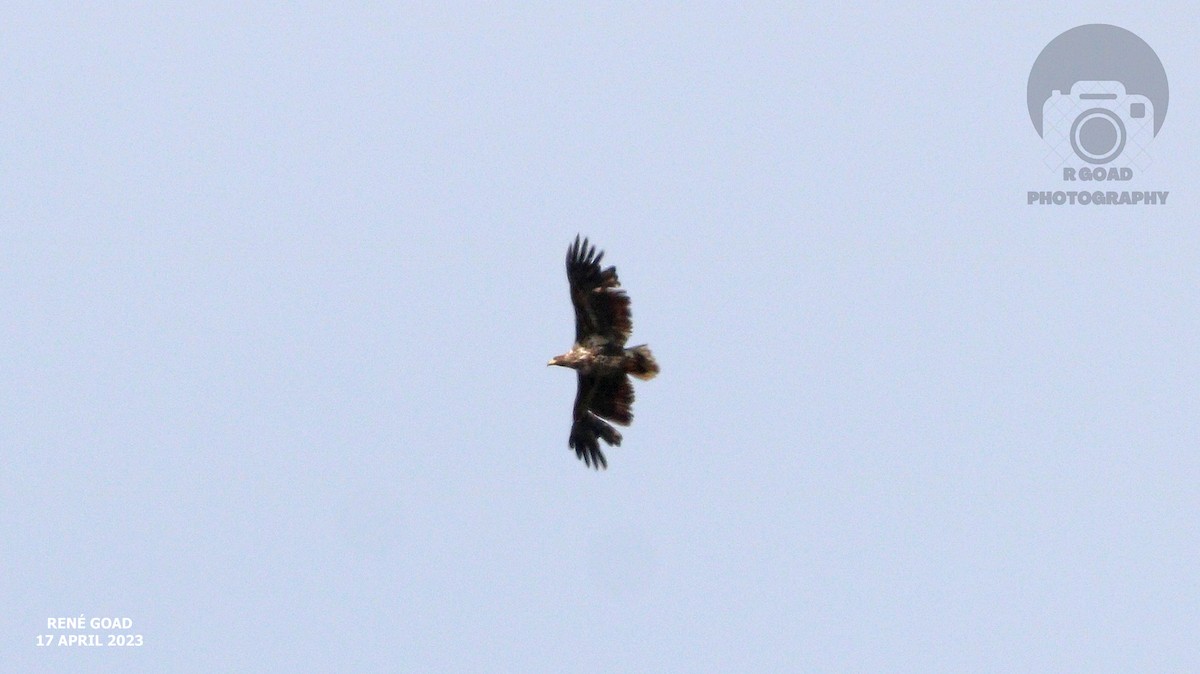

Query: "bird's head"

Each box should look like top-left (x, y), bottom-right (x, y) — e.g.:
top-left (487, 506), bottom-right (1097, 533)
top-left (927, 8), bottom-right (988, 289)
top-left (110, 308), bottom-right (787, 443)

top-left (549, 349), bottom-right (582, 369)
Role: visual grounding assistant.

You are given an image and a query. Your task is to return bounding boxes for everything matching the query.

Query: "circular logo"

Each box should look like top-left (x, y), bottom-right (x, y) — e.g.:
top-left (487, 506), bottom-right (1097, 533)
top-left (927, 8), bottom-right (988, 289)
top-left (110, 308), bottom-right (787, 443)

top-left (1028, 25), bottom-right (1168, 139)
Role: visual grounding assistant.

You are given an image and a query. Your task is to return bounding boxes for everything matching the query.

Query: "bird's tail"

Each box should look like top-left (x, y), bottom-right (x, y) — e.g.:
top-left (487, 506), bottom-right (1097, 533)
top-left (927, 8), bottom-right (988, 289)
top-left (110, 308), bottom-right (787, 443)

top-left (625, 345), bottom-right (659, 381)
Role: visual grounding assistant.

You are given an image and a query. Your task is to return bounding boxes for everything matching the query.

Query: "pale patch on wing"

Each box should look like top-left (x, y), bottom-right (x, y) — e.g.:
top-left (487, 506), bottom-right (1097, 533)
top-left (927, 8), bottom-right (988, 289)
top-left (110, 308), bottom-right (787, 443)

top-left (584, 334), bottom-right (611, 350)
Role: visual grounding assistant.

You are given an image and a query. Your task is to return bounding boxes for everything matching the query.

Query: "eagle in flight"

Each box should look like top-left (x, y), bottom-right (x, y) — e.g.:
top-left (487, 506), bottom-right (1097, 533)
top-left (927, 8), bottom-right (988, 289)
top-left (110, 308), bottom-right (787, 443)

top-left (548, 236), bottom-right (659, 469)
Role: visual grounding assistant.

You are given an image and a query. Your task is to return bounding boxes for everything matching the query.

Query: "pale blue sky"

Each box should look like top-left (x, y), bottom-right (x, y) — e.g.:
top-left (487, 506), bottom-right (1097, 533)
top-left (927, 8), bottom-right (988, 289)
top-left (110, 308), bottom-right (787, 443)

top-left (3, 3), bottom-right (1198, 672)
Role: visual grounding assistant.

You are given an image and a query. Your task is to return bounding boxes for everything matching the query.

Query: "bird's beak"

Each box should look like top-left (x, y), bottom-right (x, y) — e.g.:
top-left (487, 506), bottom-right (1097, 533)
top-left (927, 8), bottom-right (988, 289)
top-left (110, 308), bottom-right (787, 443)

top-left (547, 359), bottom-right (556, 366)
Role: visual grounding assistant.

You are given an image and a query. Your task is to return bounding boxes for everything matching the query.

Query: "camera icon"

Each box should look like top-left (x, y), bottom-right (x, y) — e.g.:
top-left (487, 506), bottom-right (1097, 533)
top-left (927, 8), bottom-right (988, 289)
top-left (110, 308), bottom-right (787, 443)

top-left (1042, 81), bottom-right (1153, 165)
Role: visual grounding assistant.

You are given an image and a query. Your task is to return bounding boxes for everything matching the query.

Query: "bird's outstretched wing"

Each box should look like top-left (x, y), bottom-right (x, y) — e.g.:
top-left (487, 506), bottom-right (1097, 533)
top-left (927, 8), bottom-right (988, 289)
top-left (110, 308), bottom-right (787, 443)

top-left (568, 372), bottom-right (632, 469)
top-left (567, 235), bottom-right (632, 346)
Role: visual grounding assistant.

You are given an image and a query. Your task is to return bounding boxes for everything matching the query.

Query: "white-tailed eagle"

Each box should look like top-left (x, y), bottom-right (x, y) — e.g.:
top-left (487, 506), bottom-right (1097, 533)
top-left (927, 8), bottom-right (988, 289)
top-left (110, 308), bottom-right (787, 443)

top-left (548, 236), bottom-right (659, 469)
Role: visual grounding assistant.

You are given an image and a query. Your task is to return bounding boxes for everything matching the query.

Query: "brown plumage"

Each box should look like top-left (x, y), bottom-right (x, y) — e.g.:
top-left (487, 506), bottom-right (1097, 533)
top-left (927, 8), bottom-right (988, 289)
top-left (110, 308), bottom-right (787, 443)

top-left (548, 236), bottom-right (659, 469)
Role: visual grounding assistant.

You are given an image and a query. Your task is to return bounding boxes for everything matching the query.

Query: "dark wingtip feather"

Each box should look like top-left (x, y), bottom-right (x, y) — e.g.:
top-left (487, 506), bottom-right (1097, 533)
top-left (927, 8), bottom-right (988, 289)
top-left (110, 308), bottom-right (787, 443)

top-left (569, 413), bottom-right (623, 470)
top-left (581, 445), bottom-right (608, 470)
top-left (570, 434), bottom-right (608, 470)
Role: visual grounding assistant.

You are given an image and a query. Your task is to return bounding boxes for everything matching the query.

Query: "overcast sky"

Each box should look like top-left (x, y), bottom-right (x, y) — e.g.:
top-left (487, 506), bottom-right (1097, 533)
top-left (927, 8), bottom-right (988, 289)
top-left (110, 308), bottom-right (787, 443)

top-left (3, 3), bottom-right (1198, 672)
